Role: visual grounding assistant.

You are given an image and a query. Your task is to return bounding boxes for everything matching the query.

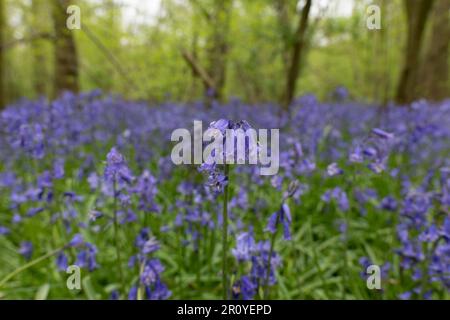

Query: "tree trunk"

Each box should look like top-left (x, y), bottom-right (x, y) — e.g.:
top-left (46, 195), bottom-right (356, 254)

top-left (102, 0), bottom-right (119, 92)
top-left (274, 0), bottom-right (292, 73)
top-left (189, 23), bottom-right (200, 100)
top-left (419, 0), bottom-right (450, 101)
top-left (0, 0), bottom-right (5, 108)
top-left (395, 0), bottom-right (434, 104)
top-left (282, 0), bottom-right (312, 110)
top-left (52, 0), bottom-right (79, 97)
top-left (32, 0), bottom-right (50, 97)
top-left (206, 0), bottom-right (233, 102)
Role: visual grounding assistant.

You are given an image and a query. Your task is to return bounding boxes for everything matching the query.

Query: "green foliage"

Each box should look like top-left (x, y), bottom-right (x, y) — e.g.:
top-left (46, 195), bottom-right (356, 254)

top-left (2, 0), bottom-right (433, 104)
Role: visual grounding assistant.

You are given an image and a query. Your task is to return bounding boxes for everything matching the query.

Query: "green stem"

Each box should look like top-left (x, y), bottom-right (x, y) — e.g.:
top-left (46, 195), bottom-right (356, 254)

top-left (0, 247), bottom-right (63, 288)
top-left (264, 214), bottom-right (279, 299)
top-left (340, 209), bottom-right (350, 299)
top-left (222, 164), bottom-right (230, 300)
top-left (113, 180), bottom-right (125, 293)
top-left (137, 262), bottom-right (145, 300)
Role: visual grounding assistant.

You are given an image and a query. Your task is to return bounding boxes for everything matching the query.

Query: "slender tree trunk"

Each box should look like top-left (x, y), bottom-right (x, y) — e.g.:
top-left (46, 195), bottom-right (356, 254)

top-left (0, 0), bottom-right (5, 108)
top-left (52, 0), bottom-right (79, 97)
top-left (190, 27), bottom-right (199, 100)
top-left (184, 0), bottom-right (233, 105)
top-left (32, 0), bottom-right (49, 97)
top-left (103, 0), bottom-right (119, 92)
top-left (382, 0), bottom-right (392, 106)
top-left (282, 0), bottom-right (312, 110)
top-left (420, 0), bottom-right (450, 101)
top-left (274, 0), bottom-right (292, 73)
top-left (395, 0), bottom-right (434, 104)
top-left (206, 0), bottom-right (233, 102)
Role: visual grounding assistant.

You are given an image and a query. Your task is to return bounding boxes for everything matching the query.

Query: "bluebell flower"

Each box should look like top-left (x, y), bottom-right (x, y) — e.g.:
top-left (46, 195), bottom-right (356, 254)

top-left (232, 276), bottom-right (257, 300)
top-left (12, 213), bottom-right (22, 224)
top-left (37, 171), bottom-right (53, 189)
top-left (332, 86), bottom-right (349, 101)
top-left (18, 241), bottom-right (33, 260)
top-left (142, 237), bottom-right (160, 255)
top-left (298, 158), bottom-right (316, 173)
top-left (250, 241), bottom-right (281, 286)
top-left (26, 207), bottom-right (44, 217)
top-left (129, 228), bottom-right (170, 299)
top-left (15, 123), bottom-right (45, 159)
top-left (63, 191), bottom-right (84, 203)
top-left (0, 226), bottom-right (11, 235)
top-left (322, 187), bottom-right (349, 212)
top-left (380, 196), bottom-right (397, 211)
top-left (418, 224), bottom-right (439, 243)
top-left (135, 228), bottom-right (150, 248)
top-left (128, 286), bottom-right (138, 300)
top-left (128, 255), bottom-right (138, 268)
top-left (232, 232), bottom-right (256, 262)
top-left (363, 146), bottom-right (377, 157)
top-left (110, 290), bottom-right (120, 300)
top-left (270, 175), bottom-right (283, 190)
top-left (199, 168), bottom-right (228, 195)
top-left (120, 209), bottom-right (137, 224)
top-left (199, 119), bottom-right (254, 195)
top-left (87, 172), bottom-right (99, 190)
top-left (89, 210), bottom-right (103, 221)
top-left (75, 243), bottom-right (98, 271)
top-left (327, 162), bottom-right (343, 176)
top-left (56, 252), bottom-right (68, 271)
top-left (140, 259), bottom-right (164, 286)
top-left (104, 147), bottom-right (134, 185)
top-left (53, 158), bottom-right (65, 179)
top-left (266, 203), bottom-right (292, 240)
top-left (399, 291), bottom-right (412, 300)
top-left (147, 279), bottom-right (171, 300)
top-left (349, 145), bottom-right (364, 163)
top-left (368, 160), bottom-right (386, 174)
top-left (68, 233), bottom-right (84, 247)
top-left (441, 217), bottom-right (450, 240)
top-left (338, 221), bottom-right (347, 236)
top-left (371, 128), bottom-right (394, 140)
top-left (133, 170), bottom-right (159, 213)
top-left (0, 172), bottom-right (16, 187)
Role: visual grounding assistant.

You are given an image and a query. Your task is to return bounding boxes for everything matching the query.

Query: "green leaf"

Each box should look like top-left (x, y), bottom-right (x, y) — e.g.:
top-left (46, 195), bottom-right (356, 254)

top-left (82, 276), bottom-right (99, 300)
top-left (35, 283), bottom-right (50, 300)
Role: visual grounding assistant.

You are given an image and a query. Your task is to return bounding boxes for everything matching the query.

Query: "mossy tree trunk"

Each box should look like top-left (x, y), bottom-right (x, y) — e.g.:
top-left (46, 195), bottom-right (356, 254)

top-left (32, 0), bottom-right (50, 98)
top-left (52, 0), bottom-right (79, 97)
top-left (0, 0), bottom-right (5, 108)
top-left (395, 0), bottom-right (434, 104)
top-left (419, 0), bottom-right (450, 101)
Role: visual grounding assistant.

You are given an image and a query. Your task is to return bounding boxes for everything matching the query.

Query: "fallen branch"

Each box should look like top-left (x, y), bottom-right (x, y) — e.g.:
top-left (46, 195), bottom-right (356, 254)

top-left (81, 24), bottom-right (140, 94)
top-left (180, 49), bottom-right (216, 91)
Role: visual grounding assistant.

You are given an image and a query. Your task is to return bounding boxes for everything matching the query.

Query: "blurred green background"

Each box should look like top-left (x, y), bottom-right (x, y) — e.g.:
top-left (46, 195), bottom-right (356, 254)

top-left (0, 0), bottom-right (449, 107)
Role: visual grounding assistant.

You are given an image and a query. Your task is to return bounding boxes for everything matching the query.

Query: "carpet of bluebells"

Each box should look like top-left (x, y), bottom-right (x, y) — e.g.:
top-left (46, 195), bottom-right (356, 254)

top-left (0, 90), bottom-right (449, 300)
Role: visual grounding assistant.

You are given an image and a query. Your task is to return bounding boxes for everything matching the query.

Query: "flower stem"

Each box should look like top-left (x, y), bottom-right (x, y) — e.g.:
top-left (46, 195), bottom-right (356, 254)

top-left (0, 247), bottom-right (63, 288)
top-left (137, 262), bottom-right (145, 300)
top-left (341, 210), bottom-right (350, 299)
top-left (113, 180), bottom-right (125, 293)
top-left (222, 164), bottom-right (230, 300)
top-left (264, 213), bottom-right (279, 299)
